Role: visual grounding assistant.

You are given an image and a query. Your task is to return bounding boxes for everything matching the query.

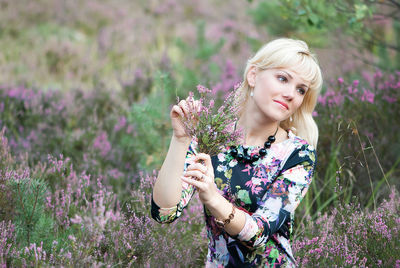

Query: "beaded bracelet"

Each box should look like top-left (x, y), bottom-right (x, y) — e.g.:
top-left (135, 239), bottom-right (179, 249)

top-left (214, 204), bottom-right (236, 228)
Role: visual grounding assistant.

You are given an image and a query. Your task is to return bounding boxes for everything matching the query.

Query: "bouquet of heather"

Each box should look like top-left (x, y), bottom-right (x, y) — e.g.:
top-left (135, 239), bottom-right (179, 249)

top-left (180, 84), bottom-right (243, 156)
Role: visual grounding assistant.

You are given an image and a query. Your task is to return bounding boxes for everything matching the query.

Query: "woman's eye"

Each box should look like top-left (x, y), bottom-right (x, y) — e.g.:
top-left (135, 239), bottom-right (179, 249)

top-left (278, 75), bottom-right (287, 82)
top-left (297, 88), bottom-right (306, 95)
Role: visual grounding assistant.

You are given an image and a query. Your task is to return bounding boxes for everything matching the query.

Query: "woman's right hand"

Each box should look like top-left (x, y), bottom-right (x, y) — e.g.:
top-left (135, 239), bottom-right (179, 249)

top-left (170, 96), bottom-right (200, 142)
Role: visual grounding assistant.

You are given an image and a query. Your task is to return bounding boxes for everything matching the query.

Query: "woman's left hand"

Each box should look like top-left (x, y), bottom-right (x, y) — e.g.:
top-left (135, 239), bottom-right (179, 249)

top-left (181, 153), bottom-right (219, 206)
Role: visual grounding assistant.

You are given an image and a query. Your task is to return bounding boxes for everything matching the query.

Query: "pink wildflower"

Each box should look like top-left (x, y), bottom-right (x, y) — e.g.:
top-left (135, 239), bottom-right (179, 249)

top-left (93, 131), bottom-right (112, 157)
top-left (348, 86), bottom-right (358, 95)
top-left (374, 70), bottom-right (383, 79)
top-left (197, 85), bottom-right (212, 94)
top-left (114, 116), bottom-right (127, 132)
top-left (361, 89), bottom-right (375, 103)
top-left (181, 85), bottom-right (242, 155)
top-left (317, 95), bottom-right (327, 106)
top-left (382, 95), bottom-right (397, 103)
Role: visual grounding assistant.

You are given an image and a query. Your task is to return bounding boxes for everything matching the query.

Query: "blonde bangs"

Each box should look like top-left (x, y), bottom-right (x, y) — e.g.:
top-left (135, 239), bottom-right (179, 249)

top-left (253, 44), bottom-right (323, 95)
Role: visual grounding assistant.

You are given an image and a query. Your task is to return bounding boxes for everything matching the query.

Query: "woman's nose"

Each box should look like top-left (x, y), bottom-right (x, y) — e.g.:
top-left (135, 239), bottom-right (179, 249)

top-left (283, 84), bottom-right (299, 100)
top-left (282, 90), bottom-right (294, 100)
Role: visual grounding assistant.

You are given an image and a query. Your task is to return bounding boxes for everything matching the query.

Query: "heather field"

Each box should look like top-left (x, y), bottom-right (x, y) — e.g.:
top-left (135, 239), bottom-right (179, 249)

top-left (1, 0), bottom-right (400, 267)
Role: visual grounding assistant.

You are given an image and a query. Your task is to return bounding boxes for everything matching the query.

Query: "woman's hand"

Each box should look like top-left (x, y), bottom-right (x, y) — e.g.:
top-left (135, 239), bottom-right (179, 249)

top-left (181, 153), bottom-right (219, 206)
top-left (170, 96), bottom-right (200, 142)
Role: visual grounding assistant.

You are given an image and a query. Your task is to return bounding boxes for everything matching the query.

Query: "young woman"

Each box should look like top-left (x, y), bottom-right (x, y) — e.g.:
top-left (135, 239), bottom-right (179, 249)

top-left (151, 38), bottom-right (323, 267)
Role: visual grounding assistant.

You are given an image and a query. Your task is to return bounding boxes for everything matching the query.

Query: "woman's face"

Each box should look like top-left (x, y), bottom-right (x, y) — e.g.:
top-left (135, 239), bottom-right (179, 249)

top-left (247, 66), bottom-right (310, 122)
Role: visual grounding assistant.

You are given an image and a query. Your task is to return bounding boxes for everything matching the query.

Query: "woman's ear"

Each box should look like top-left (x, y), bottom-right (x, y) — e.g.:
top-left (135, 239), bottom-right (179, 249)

top-left (246, 66), bottom-right (257, 87)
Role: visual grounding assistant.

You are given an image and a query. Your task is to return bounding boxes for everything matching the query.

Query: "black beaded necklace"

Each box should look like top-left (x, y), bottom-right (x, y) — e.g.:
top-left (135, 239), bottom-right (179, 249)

top-left (229, 125), bottom-right (279, 164)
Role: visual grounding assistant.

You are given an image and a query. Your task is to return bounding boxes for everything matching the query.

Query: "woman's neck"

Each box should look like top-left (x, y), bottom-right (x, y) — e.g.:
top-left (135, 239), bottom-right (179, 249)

top-left (237, 111), bottom-right (283, 147)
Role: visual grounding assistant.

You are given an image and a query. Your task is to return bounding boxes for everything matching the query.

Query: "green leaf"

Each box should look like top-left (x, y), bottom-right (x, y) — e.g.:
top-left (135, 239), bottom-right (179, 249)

top-left (355, 4), bottom-right (368, 20)
top-left (308, 12), bottom-right (320, 26)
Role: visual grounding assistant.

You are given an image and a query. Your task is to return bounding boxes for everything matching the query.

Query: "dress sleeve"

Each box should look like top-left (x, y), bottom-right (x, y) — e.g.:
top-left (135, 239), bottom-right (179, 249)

top-left (231, 143), bottom-right (317, 249)
top-left (150, 139), bottom-right (198, 224)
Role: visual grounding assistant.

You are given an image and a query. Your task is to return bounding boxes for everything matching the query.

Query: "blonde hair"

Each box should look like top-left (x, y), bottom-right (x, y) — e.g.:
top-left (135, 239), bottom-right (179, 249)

top-left (236, 38), bottom-right (323, 149)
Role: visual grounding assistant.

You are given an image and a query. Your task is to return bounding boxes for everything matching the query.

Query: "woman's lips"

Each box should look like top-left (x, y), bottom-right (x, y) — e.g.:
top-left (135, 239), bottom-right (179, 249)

top-left (274, 100), bottom-right (288, 110)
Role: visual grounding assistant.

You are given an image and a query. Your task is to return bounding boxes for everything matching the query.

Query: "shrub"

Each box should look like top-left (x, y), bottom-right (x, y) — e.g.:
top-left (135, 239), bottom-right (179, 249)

top-left (293, 189), bottom-right (400, 267)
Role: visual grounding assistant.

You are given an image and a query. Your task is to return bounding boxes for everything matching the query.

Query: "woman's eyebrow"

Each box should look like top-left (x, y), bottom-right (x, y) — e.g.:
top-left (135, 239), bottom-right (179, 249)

top-left (281, 70), bottom-right (309, 89)
top-left (281, 70), bottom-right (293, 79)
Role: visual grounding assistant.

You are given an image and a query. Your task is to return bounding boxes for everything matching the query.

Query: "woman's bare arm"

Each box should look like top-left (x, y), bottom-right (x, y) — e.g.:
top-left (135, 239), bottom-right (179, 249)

top-left (152, 135), bottom-right (191, 207)
top-left (152, 96), bottom-right (199, 208)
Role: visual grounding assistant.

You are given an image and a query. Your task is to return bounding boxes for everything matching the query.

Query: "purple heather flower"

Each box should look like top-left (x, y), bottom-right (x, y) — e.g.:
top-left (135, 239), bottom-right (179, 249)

top-left (347, 86), bottom-right (358, 95)
top-left (196, 85), bottom-right (212, 94)
top-left (317, 94), bottom-right (327, 106)
top-left (114, 116), bottom-right (127, 132)
top-left (134, 68), bottom-right (144, 80)
top-left (93, 131), bottom-right (112, 157)
top-left (383, 95), bottom-right (397, 103)
top-left (181, 84), bottom-right (242, 155)
top-left (361, 89), bottom-right (375, 103)
top-left (374, 70), bottom-right (383, 79)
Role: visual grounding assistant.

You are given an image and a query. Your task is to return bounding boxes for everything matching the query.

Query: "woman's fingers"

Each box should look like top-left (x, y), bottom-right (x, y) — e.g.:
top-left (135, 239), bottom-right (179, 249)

top-left (181, 176), bottom-right (204, 190)
top-left (186, 97), bottom-right (200, 119)
top-left (182, 161), bottom-right (218, 205)
top-left (186, 162), bottom-right (207, 173)
top-left (171, 104), bottom-right (185, 118)
top-left (173, 96), bottom-right (200, 119)
top-left (195, 153), bottom-right (212, 164)
top-left (194, 153), bottom-right (213, 175)
top-left (184, 170), bottom-right (204, 180)
top-left (178, 100), bottom-right (190, 117)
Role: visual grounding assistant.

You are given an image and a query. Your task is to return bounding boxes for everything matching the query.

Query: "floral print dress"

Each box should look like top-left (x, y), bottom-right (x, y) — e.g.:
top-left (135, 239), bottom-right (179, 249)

top-left (151, 129), bottom-right (317, 267)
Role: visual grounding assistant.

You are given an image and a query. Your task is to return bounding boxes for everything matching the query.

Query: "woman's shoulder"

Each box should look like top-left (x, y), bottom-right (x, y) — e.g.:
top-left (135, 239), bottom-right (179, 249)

top-left (281, 129), bottom-right (317, 169)
top-left (286, 129), bottom-right (316, 151)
